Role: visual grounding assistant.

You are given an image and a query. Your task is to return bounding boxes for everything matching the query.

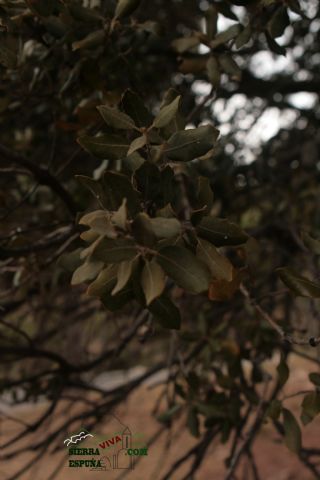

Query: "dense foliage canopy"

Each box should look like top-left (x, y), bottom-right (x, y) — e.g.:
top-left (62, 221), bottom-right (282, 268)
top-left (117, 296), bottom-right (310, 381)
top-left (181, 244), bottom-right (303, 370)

top-left (1, 0), bottom-right (320, 478)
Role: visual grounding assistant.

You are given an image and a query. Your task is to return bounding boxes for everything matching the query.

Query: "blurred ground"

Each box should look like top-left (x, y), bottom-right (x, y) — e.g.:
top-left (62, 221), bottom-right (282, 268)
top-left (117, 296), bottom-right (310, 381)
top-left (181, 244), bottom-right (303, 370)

top-left (1, 353), bottom-right (320, 480)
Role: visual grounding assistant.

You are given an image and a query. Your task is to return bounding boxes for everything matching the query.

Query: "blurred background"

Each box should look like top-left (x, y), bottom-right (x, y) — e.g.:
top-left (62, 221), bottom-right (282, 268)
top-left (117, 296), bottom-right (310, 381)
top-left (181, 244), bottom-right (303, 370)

top-left (1, 0), bottom-right (320, 479)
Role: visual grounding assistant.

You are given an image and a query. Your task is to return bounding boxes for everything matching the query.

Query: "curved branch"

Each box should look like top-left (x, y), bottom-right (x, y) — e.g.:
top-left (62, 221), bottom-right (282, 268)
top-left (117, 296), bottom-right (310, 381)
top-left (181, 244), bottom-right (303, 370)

top-left (0, 143), bottom-right (78, 216)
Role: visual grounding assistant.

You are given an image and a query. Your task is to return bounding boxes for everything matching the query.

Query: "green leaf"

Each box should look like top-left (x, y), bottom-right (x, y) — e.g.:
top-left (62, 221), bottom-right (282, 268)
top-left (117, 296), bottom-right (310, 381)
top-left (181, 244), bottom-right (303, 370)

top-left (137, 20), bottom-right (162, 35)
top-left (131, 213), bottom-right (156, 246)
top-left (301, 392), bottom-right (320, 425)
top-left (197, 238), bottom-right (233, 281)
top-left (112, 259), bottom-right (136, 295)
top-left (235, 25), bottom-right (252, 49)
top-left (301, 232), bottom-right (320, 255)
top-left (80, 210), bottom-right (117, 238)
top-left (76, 176), bottom-right (104, 203)
top-left (196, 402), bottom-right (228, 419)
top-left (127, 135), bottom-right (146, 156)
top-left (157, 246), bottom-right (211, 293)
top-left (268, 6), bottom-right (290, 39)
top-left (265, 32), bottom-right (286, 56)
top-left (165, 125), bottom-right (219, 162)
top-left (196, 216), bottom-right (248, 246)
top-left (123, 151), bottom-right (145, 172)
top-left (78, 134), bottom-right (129, 160)
top-left (187, 407), bottom-right (200, 437)
top-left (87, 265), bottom-right (118, 296)
top-left (80, 229), bottom-right (98, 242)
top-left (205, 6), bottom-right (218, 40)
top-left (171, 37), bottom-right (200, 53)
top-left (57, 249), bottom-right (82, 273)
top-left (309, 372), bottom-right (320, 386)
top-left (210, 25), bottom-right (241, 49)
top-left (71, 260), bottom-right (103, 285)
top-left (157, 404), bottom-right (182, 423)
top-left (115, 0), bottom-right (141, 19)
top-left (121, 90), bottom-right (153, 128)
top-left (218, 54), bottom-right (242, 81)
top-left (266, 399), bottom-right (282, 420)
top-left (80, 210), bottom-right (106, 226)
top-left (134, 162), bottom-right (174, 207)
top-left (277, 355), bottom-right (289, 387)
top-left (283, 408), bottom-right (302, 453)
top-left (97, 105), bottom-right (137, 130)
top-left (102, 171), bottom-right (140, 216)
top-left (149, 295), bottom-right (181, 329)
top-left (149, 217), bottom-right (181, 239)
top-left (216, 2), bottom-right (238, 21)
top-left (153, 96), bottom-right (181, 129)
top-left (135, 162), bottom-right (160, 199)
top-left (160, 89), bottom-right (186, 136)
top-left (196, 176), bottom-right (214, 215)
top-left (80, 237), bottom-right (103, 260)
top-left (288, 0), bottom-right (306, 17)
top-left (111, 199), bottom-right (127, 230)
top-left (101, 287), bottom-right (134, 311)
top-left (277, 268), bottom-right (320, 298)
top-left (160, 166), bottom-right (175, 206)
top-left (206, 57), bottom-right (220, 88)
top-left (141, 259), bottom-right (166, 305)
top-left (72, 30), bottom-right (105, 51)
top-left (93, 238), bottom-right (138, 263)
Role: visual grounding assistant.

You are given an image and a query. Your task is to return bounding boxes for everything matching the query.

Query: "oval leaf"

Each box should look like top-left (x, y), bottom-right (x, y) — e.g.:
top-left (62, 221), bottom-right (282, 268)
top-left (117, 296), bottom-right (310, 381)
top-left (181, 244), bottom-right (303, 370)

top-left (171, 37), bottom-right (200, 54)
top-left (165, 125), bottom-right (219, 162)
top-left (157, 246), bottom-right (211, 293)
top-left (197, 216), bottom-right (248, 246)
top-left (141, 259), bottom-right (166, 305)
top-left (71, 260), bottom-right (103, 285)
top-left (277, 355), bottom-right (289, 387)
top-left (78, 134), bottom-right (129, 160)
top-left (127, 135), bottom-right (146, 155)
top-left (97, 105), bottom-right (136, 130)
top-left (277, 267), bottom-right (320, 298)
top-left (197, 238), bottom-right (233, 281)
top-left (301, 392), bottom-right (320, 425)
top-left (149, 295), bottom-right (181, 330)
top-left (93, 238), bottom-right (138, 263)
top-left (207, 57), bottom-right (220, 88)
top-left (112, 259), bottom-right (136, 295)
top-left (210, 25), bottom-right (241, 49)
top-left (283, 408), bottom-right (302, 453)
top-left (87, 265), bottom-right (118, 296)
top-left (301, 231), bottom-right (320, 255)
top-left (72, 30), bottom-right (105, 51)
top-left (115, 0), bottom-right (141, 19)
top-left (121, 89), bottom-right (153, 128)
top-left (153, 95), bottom-right (181, 129)
top-left (149, 217), bottom-right (181, 239)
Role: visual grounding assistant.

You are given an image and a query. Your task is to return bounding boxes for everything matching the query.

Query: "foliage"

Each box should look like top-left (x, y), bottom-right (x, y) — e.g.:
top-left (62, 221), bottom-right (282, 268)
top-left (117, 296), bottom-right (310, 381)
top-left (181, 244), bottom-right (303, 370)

top-left (1, 0), bottom-right (320, 479)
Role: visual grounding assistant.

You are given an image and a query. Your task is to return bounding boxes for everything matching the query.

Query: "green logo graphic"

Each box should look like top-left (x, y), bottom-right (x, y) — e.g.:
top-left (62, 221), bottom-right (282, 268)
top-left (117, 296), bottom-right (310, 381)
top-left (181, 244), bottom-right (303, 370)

top-left (65, 416), bottom-right (148, 471)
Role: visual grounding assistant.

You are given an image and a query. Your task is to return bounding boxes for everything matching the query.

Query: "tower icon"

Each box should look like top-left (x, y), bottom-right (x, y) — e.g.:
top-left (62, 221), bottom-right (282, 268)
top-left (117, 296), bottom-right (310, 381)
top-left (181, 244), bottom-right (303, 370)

top-left (112, 426), bottom-right (133, 469)
top-left (122, 427), bottom-right (132, 449)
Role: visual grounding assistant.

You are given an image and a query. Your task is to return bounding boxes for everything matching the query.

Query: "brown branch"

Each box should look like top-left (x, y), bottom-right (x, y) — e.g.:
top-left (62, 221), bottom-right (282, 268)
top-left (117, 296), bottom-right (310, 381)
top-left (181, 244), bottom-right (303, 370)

top-left (241, 285), bottom-right (320, 347)
top-left (0, 225), bottom-right (77, 257)
top-left (0, 143), bottom-right (78, 216)
top-left (225, 380), bottom-right (279, 480)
